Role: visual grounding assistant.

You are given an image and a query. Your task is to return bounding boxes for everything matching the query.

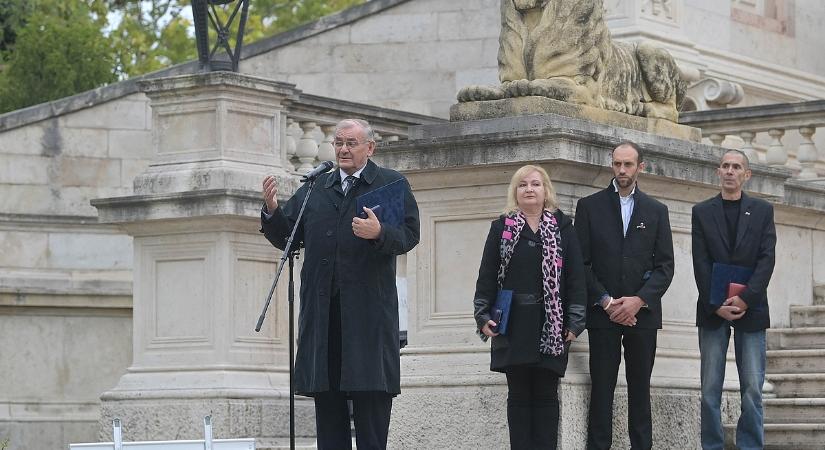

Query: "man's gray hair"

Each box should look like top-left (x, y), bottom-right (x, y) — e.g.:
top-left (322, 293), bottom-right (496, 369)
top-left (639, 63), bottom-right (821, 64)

top-left (335, 118), bottom-right (376, 143)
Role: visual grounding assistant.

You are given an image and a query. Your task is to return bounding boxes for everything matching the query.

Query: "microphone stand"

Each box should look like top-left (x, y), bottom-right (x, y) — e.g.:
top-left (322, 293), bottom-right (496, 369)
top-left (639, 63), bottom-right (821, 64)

top-left (256, 178), bottom-right (317, 450)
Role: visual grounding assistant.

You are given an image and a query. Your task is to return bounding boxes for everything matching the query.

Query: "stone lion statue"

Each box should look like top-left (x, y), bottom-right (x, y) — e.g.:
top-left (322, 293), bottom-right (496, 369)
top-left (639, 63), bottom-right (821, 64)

top-left (457, 0), bottom-right (687, 122)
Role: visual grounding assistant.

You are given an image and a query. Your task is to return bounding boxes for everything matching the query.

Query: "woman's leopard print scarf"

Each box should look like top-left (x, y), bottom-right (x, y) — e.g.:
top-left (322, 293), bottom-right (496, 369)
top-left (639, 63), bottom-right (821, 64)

top-left (498, 210), bottom-right (565, 356)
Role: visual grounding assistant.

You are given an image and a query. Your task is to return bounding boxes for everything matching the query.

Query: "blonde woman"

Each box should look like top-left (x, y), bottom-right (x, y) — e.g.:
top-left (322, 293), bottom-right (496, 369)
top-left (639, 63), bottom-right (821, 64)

top-left (473, 165), bottom-right (587, 449)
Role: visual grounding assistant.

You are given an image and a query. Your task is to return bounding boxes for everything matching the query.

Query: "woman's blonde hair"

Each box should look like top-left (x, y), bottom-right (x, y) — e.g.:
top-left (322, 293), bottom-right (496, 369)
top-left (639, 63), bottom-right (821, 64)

top-left (503, 164), bottom-right (559, 214)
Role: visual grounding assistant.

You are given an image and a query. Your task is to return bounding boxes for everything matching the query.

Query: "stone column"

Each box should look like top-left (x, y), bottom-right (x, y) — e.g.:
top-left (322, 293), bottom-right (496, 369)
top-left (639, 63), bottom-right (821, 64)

top-left (91, 72), bottom-right (312, 446)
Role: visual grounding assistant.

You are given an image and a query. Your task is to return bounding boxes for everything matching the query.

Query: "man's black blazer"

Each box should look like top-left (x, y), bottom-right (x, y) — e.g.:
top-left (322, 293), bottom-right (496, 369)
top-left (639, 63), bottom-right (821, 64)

top-left (574, 182), bottom-right (675, 329)
top-left (691, 192), bottom-right (775, 331)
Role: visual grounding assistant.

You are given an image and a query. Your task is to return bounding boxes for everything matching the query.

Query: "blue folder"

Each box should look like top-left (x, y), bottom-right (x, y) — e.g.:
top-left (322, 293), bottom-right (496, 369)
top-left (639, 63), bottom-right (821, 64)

top-left (710, 262), bottom-right (754, 307)
top-left (355, 178), bottom-right (407, 227)
top-left (491, 290), bottom-right (513, 335)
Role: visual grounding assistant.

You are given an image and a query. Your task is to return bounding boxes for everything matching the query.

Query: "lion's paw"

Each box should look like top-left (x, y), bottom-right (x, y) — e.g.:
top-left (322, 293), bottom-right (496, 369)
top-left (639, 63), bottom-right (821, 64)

top-left (604, 98), bottom-right (630, 113)
top-left (526, 79), bottom-right (570, 100)
top-left (643, 102), bottom-right (678, 122)
top-left (527, 78), bottom-right (602, 106)
top-left (457, 85), bottom-right (506, 102)
top-left (502, 79), bottom-right (532, 98)
top-left (603, 98), bottom-right (623, 112)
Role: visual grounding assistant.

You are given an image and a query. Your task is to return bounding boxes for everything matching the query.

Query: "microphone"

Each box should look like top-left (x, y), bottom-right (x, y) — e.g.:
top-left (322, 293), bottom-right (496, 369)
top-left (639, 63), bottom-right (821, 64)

top-left (300, 160), bottom-right (335, 182)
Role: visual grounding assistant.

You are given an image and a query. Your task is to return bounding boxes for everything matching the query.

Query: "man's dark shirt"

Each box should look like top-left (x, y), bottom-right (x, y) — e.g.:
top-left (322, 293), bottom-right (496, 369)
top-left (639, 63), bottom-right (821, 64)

top-left (722, 198), bottom-right (741, 254)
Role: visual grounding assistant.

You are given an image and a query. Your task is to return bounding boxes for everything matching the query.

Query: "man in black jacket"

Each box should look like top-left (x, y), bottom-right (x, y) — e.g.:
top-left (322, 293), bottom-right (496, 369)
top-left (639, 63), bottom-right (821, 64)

top-left (575, 141), bottom-right (675, 450)
top-left (260, 119), bottom-right (420, 450)
top-left (692, 149), bottom-right (775, 450)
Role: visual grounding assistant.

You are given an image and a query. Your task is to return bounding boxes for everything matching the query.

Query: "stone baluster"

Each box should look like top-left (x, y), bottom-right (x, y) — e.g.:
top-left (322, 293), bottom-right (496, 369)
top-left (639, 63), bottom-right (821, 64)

top-left (296, 121), bottom-right (320, 171)
top-left (796, 126), bottom-right (819, 179)
top-left (284, 118), bottom-right (299, 171)
top-left (708, 133), bottom-right (726, 147)
top-left (739, 131), bottom-right (759, 163)
top-left (765, 128), bottom-right (787, 167)
top-left (318, 124), bottom-right (337, 163)
top-left (312, 126), bottom-right (325, 146)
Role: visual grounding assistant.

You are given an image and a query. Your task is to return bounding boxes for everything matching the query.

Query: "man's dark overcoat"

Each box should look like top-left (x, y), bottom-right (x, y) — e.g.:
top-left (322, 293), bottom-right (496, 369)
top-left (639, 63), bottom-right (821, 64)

top-left (574, 182), bottom-right (675, 329)
top-left (691, 192), bottom-right (775, 331)
top-left (261, 159), bottom-right (420, 395)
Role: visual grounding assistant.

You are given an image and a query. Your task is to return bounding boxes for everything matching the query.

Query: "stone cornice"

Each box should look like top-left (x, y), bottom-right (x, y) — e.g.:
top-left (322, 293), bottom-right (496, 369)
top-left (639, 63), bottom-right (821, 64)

top-left (0, 78), bottom-right (144, 132)
top-left (136, 71), bottom-right (301, 99)
top-left (91, 188), bottom-right (266, 233)
top-left (383, 114), bottom-right (825, 216)
top-left (0, 62), bottom-right (199, 133)
top-left (0, 269), bottom-right (132, 301)
top-left (0, 213), bottom-right (101, 227)
top-left (695, 45), bottom-right (825, 101)
top-left (680, 100), bottom-right (825, 133)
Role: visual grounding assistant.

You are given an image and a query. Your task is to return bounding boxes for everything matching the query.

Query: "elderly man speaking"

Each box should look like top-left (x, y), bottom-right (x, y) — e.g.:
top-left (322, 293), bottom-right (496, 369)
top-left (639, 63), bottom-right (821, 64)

top-left (261, 119), bottom-right (420, 449)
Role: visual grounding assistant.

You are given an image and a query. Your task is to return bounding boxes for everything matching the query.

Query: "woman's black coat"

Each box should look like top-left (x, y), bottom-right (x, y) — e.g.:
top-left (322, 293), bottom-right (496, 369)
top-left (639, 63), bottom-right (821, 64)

top-left (261, 160), bottom-right (420, 395)
top-left (473, 209), bottom-right (587, 375)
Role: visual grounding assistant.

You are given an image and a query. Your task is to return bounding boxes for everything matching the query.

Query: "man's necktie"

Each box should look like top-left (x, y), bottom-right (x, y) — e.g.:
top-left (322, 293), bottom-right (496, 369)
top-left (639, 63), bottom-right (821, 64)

top-left (343, 175), bottom-right (357, 195)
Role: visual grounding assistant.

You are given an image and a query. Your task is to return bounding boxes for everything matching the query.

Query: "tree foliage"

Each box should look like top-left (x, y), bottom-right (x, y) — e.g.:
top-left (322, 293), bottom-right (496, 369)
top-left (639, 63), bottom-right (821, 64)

top-left (106, 0), bottom-right (366, 77)
top-left (0, 0), bottom-right (32, 53)
top-left (0, 0), bottom-right (366, 113)
top-left (254, 0), bottom-right (366, 35)
top-left (0, 1), bottom-right (115, 112)
top-left (108, 0), bottom-right (195, 76)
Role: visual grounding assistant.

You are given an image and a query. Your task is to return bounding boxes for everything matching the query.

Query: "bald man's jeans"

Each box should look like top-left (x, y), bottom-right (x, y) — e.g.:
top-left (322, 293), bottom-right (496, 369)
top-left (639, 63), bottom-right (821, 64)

top-left (699, 325), bottom-right (766, 450)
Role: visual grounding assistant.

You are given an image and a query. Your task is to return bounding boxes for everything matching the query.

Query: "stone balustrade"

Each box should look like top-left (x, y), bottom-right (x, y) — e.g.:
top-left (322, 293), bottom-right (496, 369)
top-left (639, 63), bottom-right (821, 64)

top-left (281, 94), bottom-right (443, 174)
top-left (680, 100), bottom-right (825, 180)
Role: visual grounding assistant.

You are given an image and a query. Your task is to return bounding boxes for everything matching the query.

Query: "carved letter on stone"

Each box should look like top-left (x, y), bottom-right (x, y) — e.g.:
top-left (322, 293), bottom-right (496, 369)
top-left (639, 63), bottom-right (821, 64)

top-left (457, 0), bottom-right (687, 122)
top-left (642, 0), bottom-right (674, 19)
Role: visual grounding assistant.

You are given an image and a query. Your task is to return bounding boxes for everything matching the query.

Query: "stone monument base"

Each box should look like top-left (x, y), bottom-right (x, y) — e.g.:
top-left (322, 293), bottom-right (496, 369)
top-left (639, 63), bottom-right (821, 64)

top-left (391, 378), bottom-right (715, 449)
top-left (373, 110), bottom-right (767, 449)
top-left (99, 395), bottom-right (315, 448)
top-left (450, 96), bottom-right (701, 143)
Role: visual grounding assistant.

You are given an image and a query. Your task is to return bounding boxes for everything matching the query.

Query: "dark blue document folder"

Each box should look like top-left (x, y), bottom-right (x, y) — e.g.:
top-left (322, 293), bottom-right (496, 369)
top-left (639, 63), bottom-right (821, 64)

top-left (355, 178), bottom-right (407, 227)
top-left (491, 290), bottom-right (513, 335)
top-left (710, 263), bottom-right (754, 307)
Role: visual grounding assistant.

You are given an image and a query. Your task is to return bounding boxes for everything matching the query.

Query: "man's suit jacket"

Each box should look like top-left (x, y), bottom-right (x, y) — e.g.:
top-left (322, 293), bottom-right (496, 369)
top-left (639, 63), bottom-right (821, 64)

top-left (691, 192), bottom-right (775, 331)
top-left (574, 182), bottom-right (675, 329)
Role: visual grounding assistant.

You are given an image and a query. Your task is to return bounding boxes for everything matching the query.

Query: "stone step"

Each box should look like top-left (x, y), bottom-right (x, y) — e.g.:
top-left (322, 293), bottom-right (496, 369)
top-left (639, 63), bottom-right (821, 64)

top-left (768, 327), bottom-right (825, 350)
top-left (765, 444), bottom-right (825, 450)
top-left (767, 373), bottom-right (825, 398)
top-left (257, 438), bottom-right (319, 450)
top-left (765, 398), bottom-right (825, 423)
top-left (259, 444), bottom-right (317, 450)
top-left (764, 423), bottom-right (825, 447)
top-left (767, 349), bottom-right (825, 373)
top-left (727, 423), bottom-right (825, 449)
top-left (790, 305), bottom-right (825, 328)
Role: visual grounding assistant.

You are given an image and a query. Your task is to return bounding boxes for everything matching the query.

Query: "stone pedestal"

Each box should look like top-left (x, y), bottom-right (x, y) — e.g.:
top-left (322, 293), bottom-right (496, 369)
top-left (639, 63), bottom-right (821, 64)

top-left (449, 96), bottom-right (702, 143)
top-left (374, 112), bottom-right (790, 449)
top-left (91, 73), bottom-right (313, 447)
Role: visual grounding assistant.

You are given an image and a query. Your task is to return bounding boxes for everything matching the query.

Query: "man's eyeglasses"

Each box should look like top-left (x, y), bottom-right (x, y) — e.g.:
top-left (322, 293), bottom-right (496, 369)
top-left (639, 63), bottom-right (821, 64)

top-left (333, 139), bottom-right (367, 149)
